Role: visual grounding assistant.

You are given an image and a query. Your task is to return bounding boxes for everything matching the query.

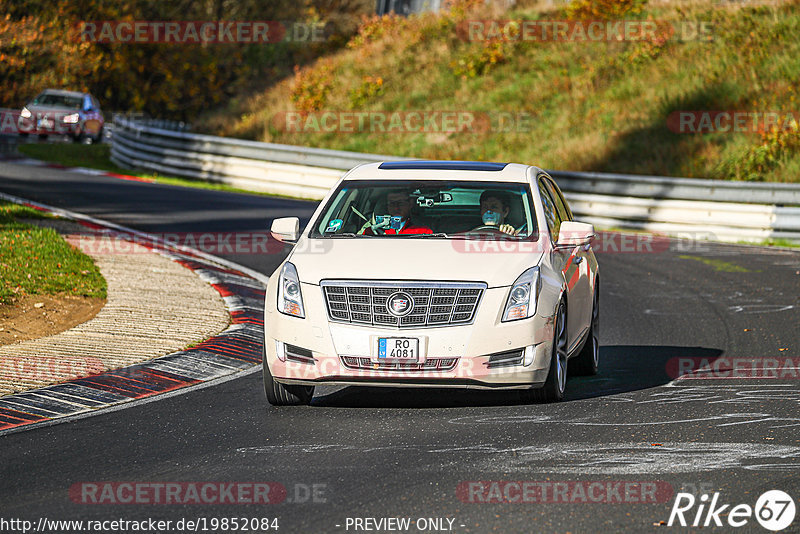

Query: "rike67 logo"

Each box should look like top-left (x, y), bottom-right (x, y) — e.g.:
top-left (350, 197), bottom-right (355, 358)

top-left (668, 490), bottom-right (796, 531)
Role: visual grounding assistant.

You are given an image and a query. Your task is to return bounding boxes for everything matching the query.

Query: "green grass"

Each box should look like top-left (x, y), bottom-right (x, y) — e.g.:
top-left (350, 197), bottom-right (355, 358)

top-left (16, 144), bottom-right (306, 199)
top-left (18, 144), bottom-right (117, 172)
top-left (737, 238), bottom-right (800, 249)
top-left (199, 0), bottom-right (800, 183)
top-left (0, 201), bottom-right (107, 305)
top-left (678, 254), bottom-right (754, 273)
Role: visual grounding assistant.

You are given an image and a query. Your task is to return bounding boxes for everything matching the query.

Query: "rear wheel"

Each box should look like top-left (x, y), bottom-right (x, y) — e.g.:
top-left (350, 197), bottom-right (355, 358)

top-left (571, 284), bottom-right (599, 376)
top-left (262, 344), bottom-right (314, 406)
top-left (520, 300), bottom-right (568, 403)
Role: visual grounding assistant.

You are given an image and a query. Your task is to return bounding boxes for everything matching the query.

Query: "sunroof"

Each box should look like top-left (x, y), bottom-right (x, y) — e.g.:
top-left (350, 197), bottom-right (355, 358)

top-left (378, 161), bottom-right (508, 171)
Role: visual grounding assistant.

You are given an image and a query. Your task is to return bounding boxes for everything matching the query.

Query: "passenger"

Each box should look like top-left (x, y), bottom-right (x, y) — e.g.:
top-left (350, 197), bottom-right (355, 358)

top-left (363, 190), bottom-right (433, 235)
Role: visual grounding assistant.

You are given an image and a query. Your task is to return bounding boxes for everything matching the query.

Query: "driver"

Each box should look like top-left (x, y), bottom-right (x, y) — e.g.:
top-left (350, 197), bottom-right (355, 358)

top-left (476, 190), bottom-right (517, 235)
top-left (363, 190), bottom-right (433, 235)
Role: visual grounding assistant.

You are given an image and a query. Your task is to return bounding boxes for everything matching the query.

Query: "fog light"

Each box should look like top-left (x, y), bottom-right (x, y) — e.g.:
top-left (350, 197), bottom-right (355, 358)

top-left (275, 341), bottom-right (286, 362)
top-left (523, 345), bottom-right (535, 367)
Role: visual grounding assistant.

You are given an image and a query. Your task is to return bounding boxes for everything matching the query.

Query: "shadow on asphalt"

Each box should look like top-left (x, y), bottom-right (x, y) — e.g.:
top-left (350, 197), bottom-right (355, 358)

top-left (310, 345), bottom-right (724, 408)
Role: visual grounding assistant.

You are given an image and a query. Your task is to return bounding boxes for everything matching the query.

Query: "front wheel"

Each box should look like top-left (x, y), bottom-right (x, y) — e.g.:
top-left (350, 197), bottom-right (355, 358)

top-left (520, 301), bottom-right (568, 403)
top-left (262, 344), bottom-right (314, 406)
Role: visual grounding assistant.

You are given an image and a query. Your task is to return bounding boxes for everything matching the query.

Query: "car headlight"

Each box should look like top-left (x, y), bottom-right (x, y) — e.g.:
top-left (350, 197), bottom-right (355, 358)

top-left (277, 262), bottom-right (305, 318)
top-left (502, 267), bottom-right (541, 322)
top-left (20, 107), bottom-right (31, 119)
top-left (62, 113), bottom-right (80, 124)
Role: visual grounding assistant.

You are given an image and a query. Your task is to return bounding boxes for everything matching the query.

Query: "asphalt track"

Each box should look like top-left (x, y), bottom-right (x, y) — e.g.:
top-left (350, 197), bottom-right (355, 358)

top-left (1, 161), bottom-right (799, 533)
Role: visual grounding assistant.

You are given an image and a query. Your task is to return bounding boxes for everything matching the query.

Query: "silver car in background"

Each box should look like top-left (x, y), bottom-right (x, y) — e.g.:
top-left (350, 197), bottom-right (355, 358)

top-left (18, 89), bottom-right (104, 143)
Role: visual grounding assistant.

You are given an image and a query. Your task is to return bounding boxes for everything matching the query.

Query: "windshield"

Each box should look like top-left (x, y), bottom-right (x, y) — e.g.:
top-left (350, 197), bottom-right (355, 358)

top-left (31, 93), bottom-right (82, 109)
top-left (310, 180), bottom-right (537, 239)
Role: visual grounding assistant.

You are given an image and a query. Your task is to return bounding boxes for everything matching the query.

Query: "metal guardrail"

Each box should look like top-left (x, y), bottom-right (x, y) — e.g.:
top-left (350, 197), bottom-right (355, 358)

top-left (111, 117), bottom-right (800, 243)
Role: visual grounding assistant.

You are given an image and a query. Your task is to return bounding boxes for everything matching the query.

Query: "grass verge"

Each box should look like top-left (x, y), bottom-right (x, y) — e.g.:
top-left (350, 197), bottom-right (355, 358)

top-left (0, 201), bottom-right (107, 305)
top-left (201, 0), bottom-right (800, 183)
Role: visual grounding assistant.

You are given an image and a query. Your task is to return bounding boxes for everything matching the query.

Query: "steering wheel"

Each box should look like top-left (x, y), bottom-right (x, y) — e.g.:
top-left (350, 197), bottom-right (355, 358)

top-left (464, 225), bottom-right (507, 235)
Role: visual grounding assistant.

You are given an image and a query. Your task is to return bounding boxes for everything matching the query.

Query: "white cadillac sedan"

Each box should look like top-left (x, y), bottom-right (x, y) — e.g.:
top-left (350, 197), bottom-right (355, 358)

top-left (263, 161), bottom-right (599, 405)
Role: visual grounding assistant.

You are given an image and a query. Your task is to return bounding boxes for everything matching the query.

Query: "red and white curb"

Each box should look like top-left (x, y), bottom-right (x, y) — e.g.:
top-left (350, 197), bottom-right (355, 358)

top-left (0, 192), bottom-right (268, 435)
top-left (0, 155), bottom-right (156, 184)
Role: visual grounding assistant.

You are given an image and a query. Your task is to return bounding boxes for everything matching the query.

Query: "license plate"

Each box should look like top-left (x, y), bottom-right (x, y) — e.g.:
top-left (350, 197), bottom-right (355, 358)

top-left (378, 338), bottom-right (419, 361)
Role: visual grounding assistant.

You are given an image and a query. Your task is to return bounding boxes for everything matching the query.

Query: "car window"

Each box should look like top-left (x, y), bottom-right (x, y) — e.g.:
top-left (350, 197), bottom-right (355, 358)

top-left (32, 93), bottom-right (82, 109)
top-left (543, 177), bottom-right (572, 223)
top-left (537, 178), bottom-right (562, 242)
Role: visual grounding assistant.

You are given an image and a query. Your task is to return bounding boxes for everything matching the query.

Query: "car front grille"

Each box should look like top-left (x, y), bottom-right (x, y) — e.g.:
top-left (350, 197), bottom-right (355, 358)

top-left (340, 356), bottom-right (458, 372)
top-left (321, 281), bottom-right (486, 328)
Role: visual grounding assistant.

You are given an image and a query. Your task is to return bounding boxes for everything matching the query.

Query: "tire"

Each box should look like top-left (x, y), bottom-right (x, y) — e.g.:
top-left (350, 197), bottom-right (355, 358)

top-left (520, 300), bottom-right (568, 403)
top-left (37, 134), bottom-right (48, 140)
top-left (262, 344), bottom-right (314, 406)
top-left (18, 132), bottom-right (28, 137)
top-left (570, 284), bottom-right (599, 376)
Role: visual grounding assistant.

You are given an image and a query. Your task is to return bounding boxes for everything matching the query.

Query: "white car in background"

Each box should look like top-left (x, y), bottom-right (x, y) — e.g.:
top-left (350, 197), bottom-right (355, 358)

top-left (263, 161), bottom-right (599, 405)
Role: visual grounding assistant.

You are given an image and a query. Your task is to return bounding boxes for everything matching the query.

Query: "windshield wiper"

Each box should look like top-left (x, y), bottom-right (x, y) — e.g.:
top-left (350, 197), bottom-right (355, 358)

top-left (407, 233), bottom-right (449, 238)
top-left (325, 232), bottom-right (356, 238)
top-left (321, 232), bottom-right (372, 238)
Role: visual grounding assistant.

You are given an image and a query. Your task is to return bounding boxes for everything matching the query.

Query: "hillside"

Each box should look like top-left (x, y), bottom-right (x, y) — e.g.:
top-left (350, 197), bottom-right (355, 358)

top-left (200, 0), bottom-right (800, 182)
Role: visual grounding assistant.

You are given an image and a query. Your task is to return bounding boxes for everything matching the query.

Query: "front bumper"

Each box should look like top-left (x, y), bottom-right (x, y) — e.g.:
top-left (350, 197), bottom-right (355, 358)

top-left (264, 284), bottom-right (555, 390)
top-left (17, 118), bottom-right (80, 135)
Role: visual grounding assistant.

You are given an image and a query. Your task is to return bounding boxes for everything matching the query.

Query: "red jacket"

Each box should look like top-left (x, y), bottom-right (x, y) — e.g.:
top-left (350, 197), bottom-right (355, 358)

top-left (364, 221), bottom-right (433, 235)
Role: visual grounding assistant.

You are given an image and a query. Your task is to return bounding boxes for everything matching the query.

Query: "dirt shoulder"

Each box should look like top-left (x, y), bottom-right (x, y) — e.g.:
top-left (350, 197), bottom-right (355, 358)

top-left (0, 293), bottom-right (105, 346)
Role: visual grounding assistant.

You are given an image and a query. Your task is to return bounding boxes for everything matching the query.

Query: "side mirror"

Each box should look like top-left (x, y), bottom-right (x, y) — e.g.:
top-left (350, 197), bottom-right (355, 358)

top-left (556, 221), bottom-right (595, 248)
top-left (270, 217), bottom-right (300, 243)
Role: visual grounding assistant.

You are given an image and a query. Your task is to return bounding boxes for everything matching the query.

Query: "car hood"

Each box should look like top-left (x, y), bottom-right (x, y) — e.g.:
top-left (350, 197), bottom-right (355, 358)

top-left (25, 104), bottom-right (81, 115)
top-left (289, 237), bottom-right (544, 288)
